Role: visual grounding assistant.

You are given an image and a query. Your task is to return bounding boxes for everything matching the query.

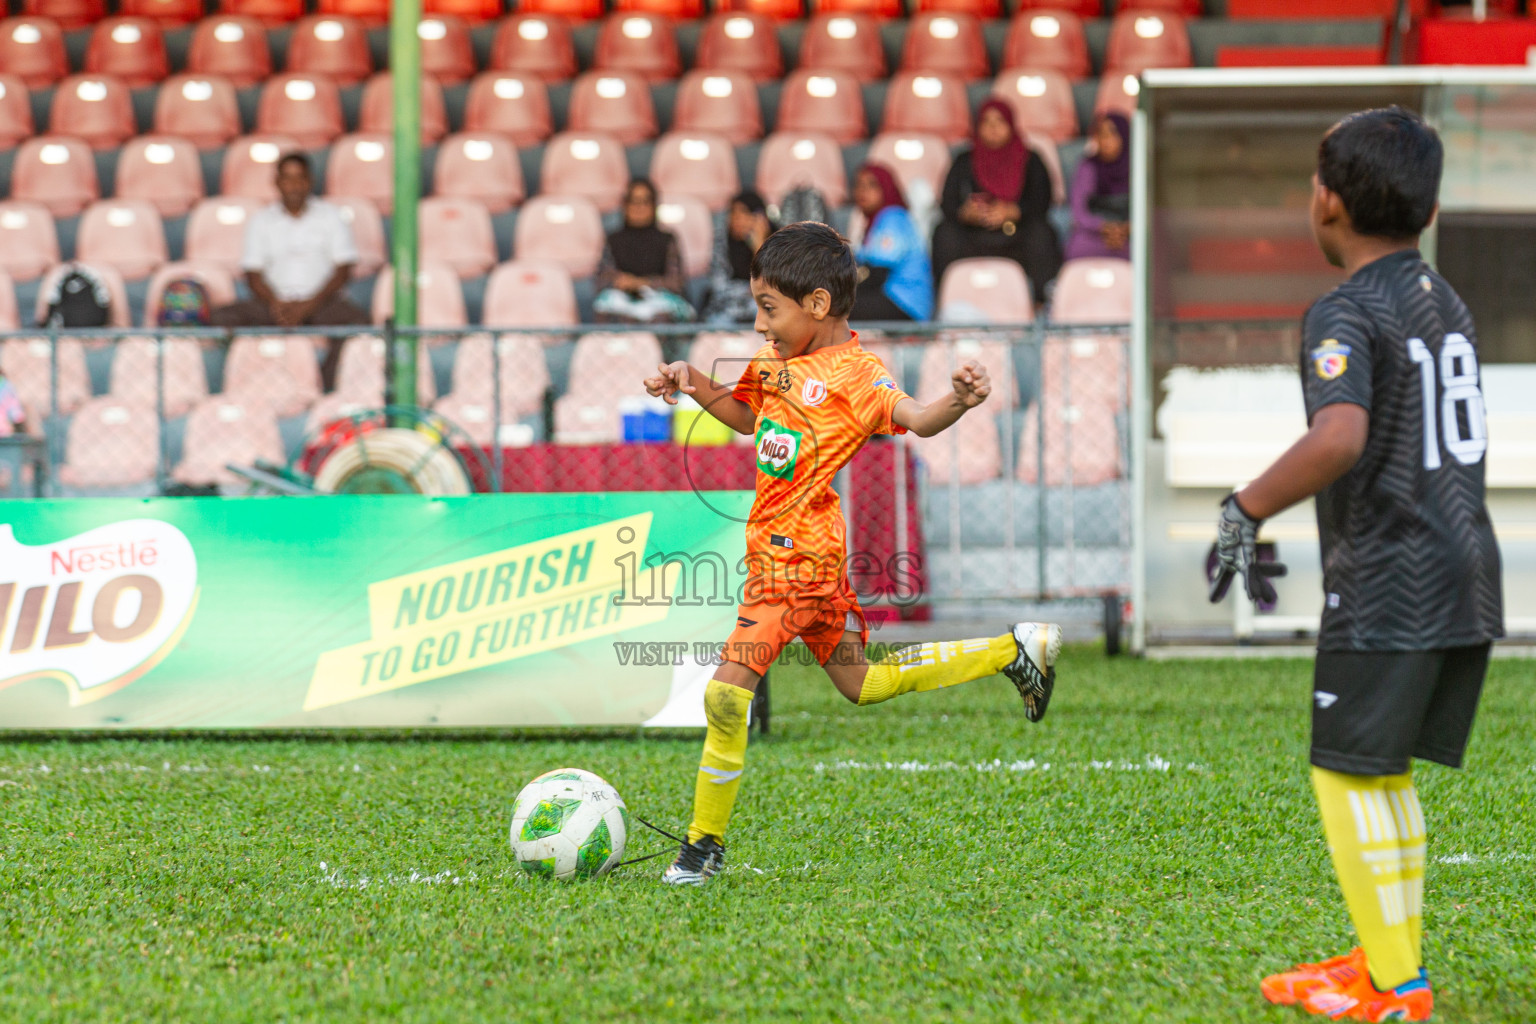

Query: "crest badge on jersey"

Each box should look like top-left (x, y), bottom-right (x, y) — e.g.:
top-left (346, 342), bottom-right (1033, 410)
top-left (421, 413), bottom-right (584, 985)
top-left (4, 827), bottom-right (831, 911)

top-left (872, 374), bottom-right (898, 391)
top-left (1312, 339), bottom-right (1350, 381)
top-left (802, 378), bottom-right (827, 406)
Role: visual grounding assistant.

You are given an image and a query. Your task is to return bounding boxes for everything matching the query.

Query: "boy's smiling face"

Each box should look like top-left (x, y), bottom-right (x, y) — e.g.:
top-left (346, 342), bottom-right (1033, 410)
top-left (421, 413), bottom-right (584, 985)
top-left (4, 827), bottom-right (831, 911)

top-left (751, 278), bottom-right (829, 359)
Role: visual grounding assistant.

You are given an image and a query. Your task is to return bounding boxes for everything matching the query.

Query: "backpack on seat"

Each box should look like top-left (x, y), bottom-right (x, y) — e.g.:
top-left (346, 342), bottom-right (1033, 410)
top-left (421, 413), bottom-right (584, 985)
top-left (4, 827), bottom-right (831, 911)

top-left (775, 186), bottom-right (829, 227)
top-left (40, 265), bottom-right (112, 329)
top-left (157, 277), bottom-right (213, 326)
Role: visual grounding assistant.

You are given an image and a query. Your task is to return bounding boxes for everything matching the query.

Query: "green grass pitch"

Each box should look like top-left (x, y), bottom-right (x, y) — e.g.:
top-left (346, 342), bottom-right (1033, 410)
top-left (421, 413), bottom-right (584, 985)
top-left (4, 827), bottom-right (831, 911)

top-left (3, 648), bottom-right (1533, 1023)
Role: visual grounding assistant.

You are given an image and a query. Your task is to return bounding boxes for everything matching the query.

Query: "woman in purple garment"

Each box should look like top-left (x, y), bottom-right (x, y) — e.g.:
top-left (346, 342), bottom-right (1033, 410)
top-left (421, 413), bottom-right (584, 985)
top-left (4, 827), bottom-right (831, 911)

top-left (1065, 112), bottom-right (1131, 262)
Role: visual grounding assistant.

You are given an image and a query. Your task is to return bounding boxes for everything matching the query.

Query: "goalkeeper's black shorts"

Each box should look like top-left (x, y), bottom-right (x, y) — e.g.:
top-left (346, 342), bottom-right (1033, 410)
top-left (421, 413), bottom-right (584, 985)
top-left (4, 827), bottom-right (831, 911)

top-left (1310, 644), bottom-right (1492, 776)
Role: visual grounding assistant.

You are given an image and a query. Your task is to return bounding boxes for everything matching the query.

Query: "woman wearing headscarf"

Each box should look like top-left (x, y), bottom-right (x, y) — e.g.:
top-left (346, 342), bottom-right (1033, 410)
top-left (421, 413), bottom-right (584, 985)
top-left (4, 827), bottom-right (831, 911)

top-left (1065, 112), bottom-right (1131, 261)
top-left (850, 163), bottom-right (933, 322)
top-left (593, 178), bottom-right (694, 323)
top-left (700, 190), bottom-right (775, 325)
top-left (931, 98), bottom-right (1061, 307)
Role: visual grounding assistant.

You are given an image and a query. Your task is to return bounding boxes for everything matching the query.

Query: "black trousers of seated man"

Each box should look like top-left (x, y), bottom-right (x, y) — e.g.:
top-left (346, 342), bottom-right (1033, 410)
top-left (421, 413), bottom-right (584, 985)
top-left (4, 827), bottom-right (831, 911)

top-left (212, 294), bottom-right (370, 392)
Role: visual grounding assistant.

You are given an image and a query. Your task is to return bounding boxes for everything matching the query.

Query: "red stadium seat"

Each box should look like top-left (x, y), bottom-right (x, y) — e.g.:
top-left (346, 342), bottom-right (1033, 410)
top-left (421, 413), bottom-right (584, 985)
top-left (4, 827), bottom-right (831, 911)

top-left (417, 15), bottom-right (476, 85)
top-left (187, 16), bottom-right (271, 88)
top-left (519, 0), bottom-right (602, 19)
top-left (1105, 12), bottom-right (1191, 71)
top-left (814, 0), bottom-right (901, 19)
top-left (173, 397), bottom-right (285, 489)
top-left (328, 195), bottom-right (386, 277)
top-left (22, 0), bottom-right (105, 31)
top-left (256, 74), bottom-right (345, 148)
top-left (1003, 10), bottom-right (1090, 79)
top-left (1024, 129), bottom-right (1065, 204)
top-left (120, 0), bottom-right (203, 27)
top-left (483, 260), bottom-right (578, 327)
top-left (59, 398), bottom-right (160, 491)
top-left (1094, 68), bottom-right (1142, 119)
top-left (539, 133), bottom-right (630, 213)
top-left (755, 131), bottom-right (848, 206)
top-left (221, 134), bottom-right (303, 201)
top-left (594, 13), bottom-right (680, 82)
top-left (424, 0), bottom-right (501, 22)
top-left (566, 71), bottom-right (657, 145)
top-left (85, 18), bottom-right (168, 87)
top-left (650, 133), bottom-right (740, 212)
top-left (694, 13), bottom-right (783, 82)
top-left (50, 75), bottom-right (136, 150)
top-left (992, 69), bottom-right (1078, 143)
top-left (0, 76), bottom-right (34, 150)
top-left (286, 15), bottom-right (373, 86)
top-left (2, 336), bottom-right (90, 416)
top-left (12, 137), bottom-right (100, 217)
top-left (359, 72), bottom-right (449, 144)
top-left (327, 133), bottom-right (395, 215)
top-left (434, 133), bottom-right (526, 214)
top-left (77, 199), bottom-right (168, 281)
top-left (317, 0), bottom-right (390, 26)
top-left (220, 0), bottom-right (304, 24)
top-left (720, 0), bottom-right (803, 18)
top-left (153, 74), bottom-right (241, 148)
top-left (656, 195), bottom-right (713, 278)
top-left (901, 13), bottom-right (988, 79)
top-left (0, 18), bottom-right (68, 89)
top-left (937, 258), bottom-right (1033, 322)
top-left (185, 196), bottom-right (264, 273)
top-left (489, 15), bottom-right (577, 80)
top-left (514, 196), bottom-right (605, 277)
top-left (616, 0), bottom-right (702, 14)
top-left (881, 72), bottom-right (970, 144)
top-left (370, 263), bottom-right (465, 331)
top-left (108, 334), bottom-right (209, 413)
top-left (1050, 257), bottom-right (1132, 324)
top-left (115, 136), bottom-right (205, 218)
top-left (776, 69), bottom-right (867, 145)
top-left (916, 0), bottom-right (1000, 15)
top-left (141, 261), bottom-right (236, 331)
top-left (866, 132), bottom-right (950, 204)
top-left (0, 202), bottom-right (59, 281)
top-left (672, 70), bottom-right (762, 144)
top-left (418, 196), bottom-right (497, 279)
top-left (799, 14), bottom-right (886, 83)
top-left (463, 72), bottom-right (552, 147)
top-left (223, 336), bottom-right (321, 417)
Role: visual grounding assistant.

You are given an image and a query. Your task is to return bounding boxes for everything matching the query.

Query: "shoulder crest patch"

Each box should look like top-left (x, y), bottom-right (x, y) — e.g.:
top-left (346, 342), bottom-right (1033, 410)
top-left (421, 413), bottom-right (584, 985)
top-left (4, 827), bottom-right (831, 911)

top-left (871, 374), bottom-right (898, 391)
top-left (1311, 339), bottom-right (1350, 381)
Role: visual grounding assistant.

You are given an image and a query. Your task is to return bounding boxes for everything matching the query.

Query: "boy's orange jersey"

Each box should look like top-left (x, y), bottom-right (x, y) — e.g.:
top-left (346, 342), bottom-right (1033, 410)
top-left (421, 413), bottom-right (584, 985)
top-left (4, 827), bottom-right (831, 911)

top-left (732, 333), bottom-right (911, 591)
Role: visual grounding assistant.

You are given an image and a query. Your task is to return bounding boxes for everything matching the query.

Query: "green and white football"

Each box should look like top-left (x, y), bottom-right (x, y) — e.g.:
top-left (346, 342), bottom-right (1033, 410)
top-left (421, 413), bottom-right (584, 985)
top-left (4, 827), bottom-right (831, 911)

top-left (509, 768), bottom-right (629, 881)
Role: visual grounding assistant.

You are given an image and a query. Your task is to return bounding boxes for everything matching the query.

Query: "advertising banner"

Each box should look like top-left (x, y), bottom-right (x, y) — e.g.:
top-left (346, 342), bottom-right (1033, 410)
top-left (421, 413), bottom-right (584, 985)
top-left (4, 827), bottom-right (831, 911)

top-left (0, 493), bottom-right (754, 729)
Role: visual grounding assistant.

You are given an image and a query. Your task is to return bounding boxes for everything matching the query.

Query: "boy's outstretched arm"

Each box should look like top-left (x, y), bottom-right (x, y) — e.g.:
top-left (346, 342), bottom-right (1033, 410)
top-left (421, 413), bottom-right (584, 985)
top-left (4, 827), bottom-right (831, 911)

top-left (644, 361), bottom-right (757, 435)
top-left (892, 359), bottom-right (990, 438)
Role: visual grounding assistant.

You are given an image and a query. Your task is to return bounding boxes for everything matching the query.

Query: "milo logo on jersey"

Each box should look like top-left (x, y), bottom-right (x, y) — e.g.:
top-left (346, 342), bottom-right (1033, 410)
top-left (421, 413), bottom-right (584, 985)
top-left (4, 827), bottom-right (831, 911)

top-left (754, 418), bottom-right (803, 481)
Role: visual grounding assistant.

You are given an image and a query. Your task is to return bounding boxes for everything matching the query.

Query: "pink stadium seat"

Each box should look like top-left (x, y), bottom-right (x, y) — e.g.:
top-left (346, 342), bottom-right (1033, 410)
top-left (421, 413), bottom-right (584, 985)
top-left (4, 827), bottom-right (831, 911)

top-left (992, 69), bottom-right (1079, 144)
top-left (912, 401), bottom-right (1003, 484)
top-left (1016, 336), bottom-right (1125, 486)
top-left (85, 17), bottom-right (168, 87)
top-left (917, 0), bottom-right (1000, 14)
top-left (566, 71), bottom-right (657, 145)
top-left (417, 15), bottom-right (476, 85)
top-left (141, 260), bottom-right (236, 327)
top-left (173, 396), bottom-right (285, 488)
top-left (554, 333), bottom-right (660, 441)
top-left (358, 72), bottom-right (449, 145)
top-left (327, 195), bottom-right (386, 277)
top-left (695, 13), bottom-right (783, 82)
top-left (304, 392), bottom-right (372, 435)
top-left (650, 133), bottom-right (741, 212)
top-left (514, 197), bottom-right (605, 277)
top-left (116, 136), bottom-right (205, 218)
top-left (520, 0), bottom-right (602, 19)
top-left (23, 0), bottom-right (105, 31)
top-left (615, 0), bottom-right (702, 16)
top-left (108, 335), bottom-right (208, 415)
top-left (656, 195), bottom-right (714, 278)
top-left (1025, 130), bottom-right (1066, 205)
top-left (11, 137), bottom-right (99, 218)
top-left (815, 0), bottom-right (902, 19)
top-left (1105, 11), bottom-right (1191, 71)
top-left (0, 203), bottom-right (58, 281)
top-left (912, 336), bottom-right (1011, 483)
top-left (881, 72), bottom-right (971, 144)
top-left (1, 18), bottom-right (68, 89)
top-left (120, 0), bottom-right (203, 27)
top-left (434, 133), bottom-right (525, 214)
top-left (483, 259), bottom-right (578, 327)
top-left (187, 16), bottom-right (271, 88)
top-left (256, 74), bottom-right (345, 148)
top-left (489, 15), bottom-right (578, 80)
top-left (866, 132), bottom-right (951, 203)
top-left (370, 263), bottom-right (465, 332)
top-left (50, 75), bottom-right (136, 150)
top-left (553, 394), bottom-right (623, 444)
top-left (224, 335), bottom-right (321, 417)
top-left (331, 332), bottom-right (439, 401)
top-left (1, 336), bottom-right (90, 415)
top-left (286, 15), bottom-right (372, 85)
top-left (672, 70), bottom-right (763, 145)
top-left (60, 398), bottom-right (160, 490)
top-left (1051, 258), bottom-right (1132, 324)
top-left (185, 196), bottom-right (264, 274)
top-left (901, 13), bottom-right (989, 79)
top-left (777, 69), bottom-right (867, 145)
top-left (800, 14), bottom-right (886, 83)
top-left (221, 135), bottom-right (302, 201)
top-left (539, 133), bottom-right (631, 214)
top-left (76, 200), bottom-right (168, 282)
top-left (218, 0), bottom-right (303, 25)
top-left (317, 0), bottom-right (390, 25)
top-left (424, 0), bottom-right (501, 22)
top-left (917, 334), bottom-right (1013, 405)
top-left (937, 258), bottom-right (1034, 323)
top-left (0, 271), bottom-right (21, 332)
top-left (1003, 10), bottom-right (1090, 79)
top-left (154, 74), bottom-right (241, 148)
top-left (326, 133), bottom-right (395, 214)
top-left (463, 72), bottom-right (554, 147)
top-left (442, 333), bottom-right (550, 419)
top-left (594, 13), bottom-right (680, 82)
top-left (418, 197), bottom-right (497, 279)
top-left (0, 75), bottom-right (34, 151)
top-left (756, 132), bottom-right (848, 207)
top-left (1094, 68), bottom-right (1142, 119)
top-left (688, 331), bottom-right (759, 384)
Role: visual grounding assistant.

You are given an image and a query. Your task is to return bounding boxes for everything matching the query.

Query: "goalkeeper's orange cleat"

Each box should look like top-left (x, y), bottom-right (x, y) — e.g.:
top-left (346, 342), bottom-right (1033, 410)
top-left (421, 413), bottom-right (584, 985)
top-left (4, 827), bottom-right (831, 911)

top-left (1261, 947), bottom-right (1366, 1005)
top-left (1302, 966), bottom-right (1433, 1022)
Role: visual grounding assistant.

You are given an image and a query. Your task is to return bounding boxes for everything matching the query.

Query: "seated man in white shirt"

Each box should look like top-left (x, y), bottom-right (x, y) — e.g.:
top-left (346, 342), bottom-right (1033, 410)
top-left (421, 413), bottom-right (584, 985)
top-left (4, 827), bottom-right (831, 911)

top-left (212, 153), bottom-right (368, 389)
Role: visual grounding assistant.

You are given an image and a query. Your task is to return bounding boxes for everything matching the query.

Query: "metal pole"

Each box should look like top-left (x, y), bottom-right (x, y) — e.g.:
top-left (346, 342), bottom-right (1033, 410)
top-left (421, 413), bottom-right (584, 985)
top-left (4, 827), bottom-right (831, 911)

top-left (1129, 106), bottom-right (1152, 654)
top-left (389, 0), bottom-right (422, 422)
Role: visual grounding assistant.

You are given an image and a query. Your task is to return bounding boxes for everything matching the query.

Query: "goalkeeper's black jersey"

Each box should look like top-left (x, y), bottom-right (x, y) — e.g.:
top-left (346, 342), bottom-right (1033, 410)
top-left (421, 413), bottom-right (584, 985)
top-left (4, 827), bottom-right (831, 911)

top-left (1300, 249), bottom-right (1503, 651)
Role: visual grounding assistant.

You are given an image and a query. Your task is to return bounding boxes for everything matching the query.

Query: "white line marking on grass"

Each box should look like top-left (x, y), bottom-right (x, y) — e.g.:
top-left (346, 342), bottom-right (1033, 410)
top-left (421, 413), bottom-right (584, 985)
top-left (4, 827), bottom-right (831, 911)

top-left (0, 762), bottom-right (368, 777)
top-left (1434, 852), bottom-right (1535, 866)
top-left (812, 756), bottom-right (1205, 774)
top-left (317, 861), bottom-right (481, 889)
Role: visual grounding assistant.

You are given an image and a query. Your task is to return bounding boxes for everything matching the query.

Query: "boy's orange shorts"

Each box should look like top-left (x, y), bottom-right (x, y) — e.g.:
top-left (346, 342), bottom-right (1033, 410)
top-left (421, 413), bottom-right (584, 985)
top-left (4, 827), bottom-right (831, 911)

top-left (722, 575), bottom-right (869, 676)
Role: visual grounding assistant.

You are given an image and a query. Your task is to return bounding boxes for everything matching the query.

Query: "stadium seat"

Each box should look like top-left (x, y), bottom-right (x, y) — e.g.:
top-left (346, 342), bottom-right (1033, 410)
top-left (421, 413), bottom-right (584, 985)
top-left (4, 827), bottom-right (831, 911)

top-left (327, 195), bottom-right (386, 277)
top-left (418, 197), bottom-right (497, 279)
top-left (153, 74), bottom-right (241, 148)
top-left (776, 70), bottom-right (867, 145)
top-left (1024, 130), bottom-right (1065, 204)
top-left (184, 196), bottom-right (265, 274)
top-left (1017, 335), bottom-right (1125, 486)
top-left (911, 400), bottom-right (1003, 484)
top-left (22, 0), bottom-right (105, 32)
top-left (539, 133), bottom-right (631, 213)
top-left (424, 0), bottom-right (501, 22)
top-left (12, 137), bottom-right (100, 217)
top-left (327, 133), bottom-right (395, 214)
top-left (519, 0), bottom-right (602, 19)
top-left (59, 398), bottom-right (160, 491)
top-left (173, 396), bottom-right (285, 488)
top-left (49, 75), bottom-right (136, 150)
top-left (332, 331), bottom-right (440, 400)
top-left (257, 75), bottom-right (345, 148)
top-left (814, 0), bottom-right (902, 19)
top-left (724, 0), bottom-right (804, 18)
top-left (615, 0), bottom-right (702, 16)
top-left (359, 72), bottom-right (449, 145)
top-left (186, 16), bottom-right (271, 88)
top-left (317, 0), bottom-right (390, 25)
top-left (1051, 257), bottom-right (1131, 324)
top-left (936, 258), bottom-right (1034, 322)
top-left (1, 337), bottom-right (90, 416)
top-left (370, 263), bottom-right (465, 333)
top-left (513, 196), bottom-right (605, 277)
top-left (1123, 0), bottom-right (1201, 15)
top-left (992, 69), bottom-right (1078, 143)
top-left (799, 14), bottom-right (886, 83)
top-left (0, 202), bottom-right (59, 281)
top-left (224, 335), bottom-right (321, 416)
top-left (217, 0), bottom-right (303, 25)
top-left (688, 331), bottom-right (759, 384)
top-left (1002, 10), bottom-right (1090, 79)
top-left (140, 260), bottom-right (236, 328)
top-left (0, 18), bottom-right (68, 89)
top-left (866, 132), bottom-right (951, 205)
top-left (650, 133), bottom-right (741, 212)
top-left (120, 0), bottom-right (203, 27)
top-left (881, 72), bottom-right (970, 144)
top-left (483, 259), bottom-right (579, 328)
top-left (417, 16), bottom-right (476, 86)
top-left (1093, 68), bottom-right (1142, 119)
top-left (656, 195), bottom-right (714, 278)
top-left (286, 15), bottom-right (373, 86)
top-left (434, 133), bottom-right (525, 214)
top-left (489, 15), bottom-right (578, 81)
top-left (441, 333), bottom-right (550, 419)
top-left (1018, 0), bottom-right (1099, 13)
top-left (672, 70), bottom-right (763, 145)
top-left (917, 335), bottom-right (1014, 405)
top-left (566, 331), bottom-right (662, 398)
top-left (593, 13), bottom-right (680, 82)
top-left (917, 0), bottom-right (1000, 14)
top-left (755, 131), bottom-right (848, 207)
top-left (900, 13), bottom-right (989, 80)
top-left (108, 335), bottom-right (208, 416)
top-left (694, 13), bottom-right (783, 82)
top-left (221, 134), bottom-right (303, 201)
top-left (84, 17), bottom-right (168, 87)
top-left (76, 200), bottom-right (168, 281)
top-left (115, 136), bottom-right (205, 218)
top-left (463, 72), bottom-right (554, 147)
top-left (0, 76), bottom-right (34, 150)
top-left (566, 71), bottom-right (657, 145)
top-left (1104, 12), bottom-right (1191, 71)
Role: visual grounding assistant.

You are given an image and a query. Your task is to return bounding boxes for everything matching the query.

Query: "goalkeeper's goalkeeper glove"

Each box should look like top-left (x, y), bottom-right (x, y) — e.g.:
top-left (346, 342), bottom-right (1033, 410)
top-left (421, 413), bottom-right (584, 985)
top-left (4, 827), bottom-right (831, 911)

top-left (1208, 492), bottom-right (1288, 605)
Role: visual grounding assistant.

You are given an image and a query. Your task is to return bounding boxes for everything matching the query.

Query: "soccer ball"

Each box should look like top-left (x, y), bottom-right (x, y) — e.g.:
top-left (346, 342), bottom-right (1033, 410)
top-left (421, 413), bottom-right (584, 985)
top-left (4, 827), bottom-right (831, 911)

top-left (509, 768), bottom-right (629, 880)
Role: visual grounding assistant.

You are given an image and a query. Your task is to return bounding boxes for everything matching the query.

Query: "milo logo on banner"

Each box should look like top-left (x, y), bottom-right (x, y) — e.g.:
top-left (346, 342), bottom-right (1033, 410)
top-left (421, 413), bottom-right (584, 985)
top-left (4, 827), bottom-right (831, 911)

top-left (754, 418), bottom-right (803, 481)
top-left (0, 521), bottom-right (199, 705)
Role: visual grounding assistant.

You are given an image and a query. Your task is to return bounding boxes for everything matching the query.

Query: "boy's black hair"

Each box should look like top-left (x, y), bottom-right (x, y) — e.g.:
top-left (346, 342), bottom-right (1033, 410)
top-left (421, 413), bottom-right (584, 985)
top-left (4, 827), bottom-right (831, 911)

top-left (749, 221), bottom-right (856, 317)
top-left (1317, 106), bottom-right (1442, 240)
top-left (276, 152), bottom-right (311, 177)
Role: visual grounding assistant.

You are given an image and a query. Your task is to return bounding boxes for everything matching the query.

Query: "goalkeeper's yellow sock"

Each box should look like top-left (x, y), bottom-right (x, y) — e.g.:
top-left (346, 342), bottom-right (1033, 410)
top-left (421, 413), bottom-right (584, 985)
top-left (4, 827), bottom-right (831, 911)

top-left (856, 636), bottom-right (1016, 706)
top-left (1383, 771), bottom-right (1427, 966)
top-left (1312, 766), bottom-right (1421, 990)
top-left (686, 679), bottom-right (754, 844)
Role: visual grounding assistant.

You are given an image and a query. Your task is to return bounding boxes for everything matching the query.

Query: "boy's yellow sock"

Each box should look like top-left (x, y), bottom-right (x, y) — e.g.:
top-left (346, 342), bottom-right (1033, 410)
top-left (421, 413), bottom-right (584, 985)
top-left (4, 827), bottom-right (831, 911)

top-left (856, 636), bottom-right (1016, 706)
top-left (686, 679), bottom-right (754, 844)
top-left (1383, 771), bottom-right (1427, 965)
